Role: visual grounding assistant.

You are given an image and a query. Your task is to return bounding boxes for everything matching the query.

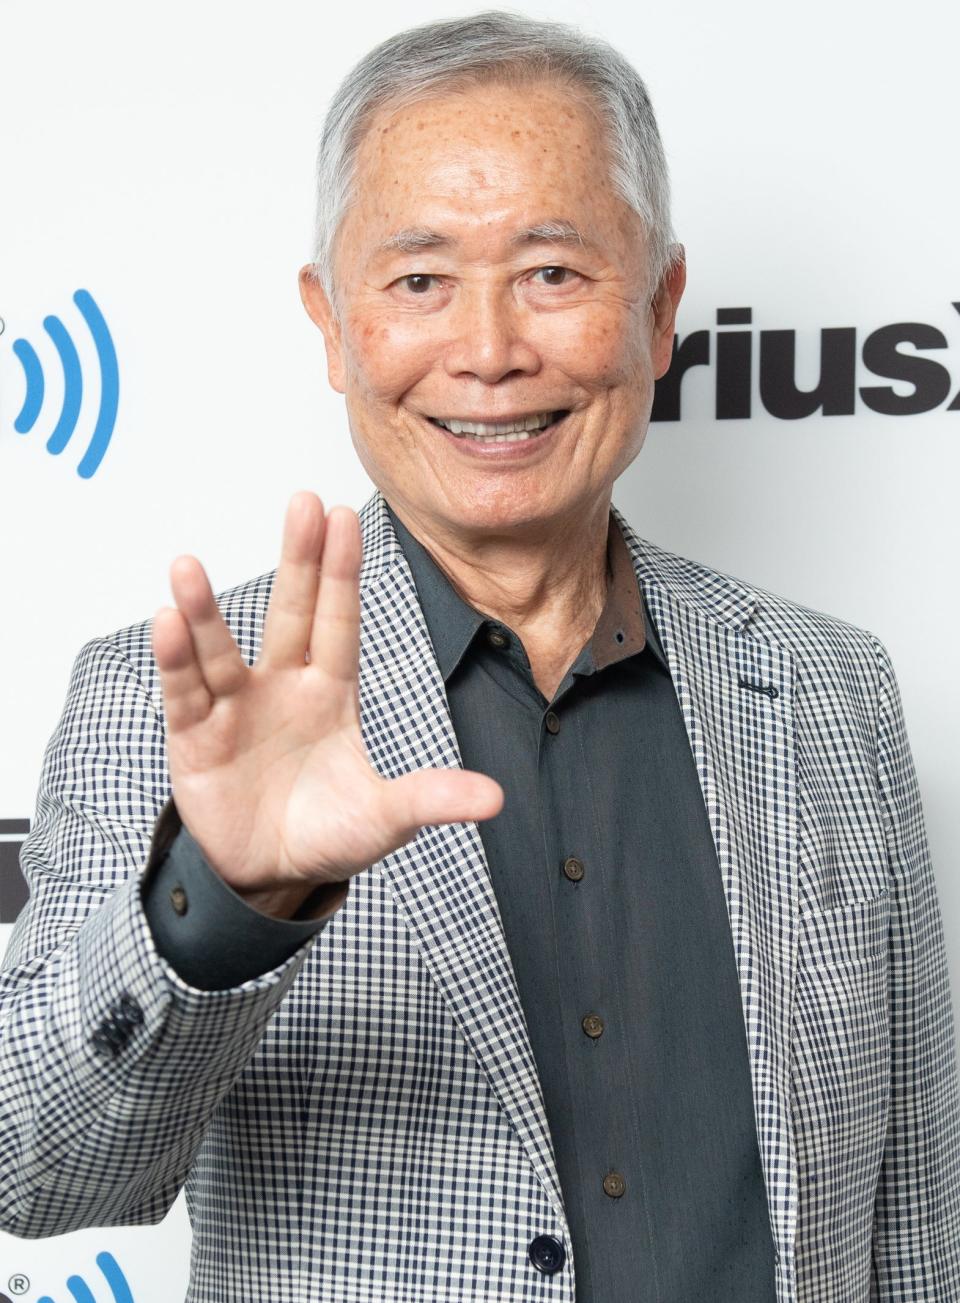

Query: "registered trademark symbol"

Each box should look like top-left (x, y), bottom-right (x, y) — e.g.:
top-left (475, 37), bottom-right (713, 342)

top-left (7, 1275), bottom-right (29, 1296)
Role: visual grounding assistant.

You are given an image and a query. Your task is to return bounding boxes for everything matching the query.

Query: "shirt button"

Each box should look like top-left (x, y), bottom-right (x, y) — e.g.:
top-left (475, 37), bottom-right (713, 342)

top-left (602, 1171), bottom-right (626, 1199)
top-left (544, 711), bottom-right (560, 734)
top-left (562, 856), bottom-right (584, 882)
top-left (581, 1013), bottom-right (604, 1039)
top-left (485, 627), bottom-right (508, 649)
top-left (528, 1234), bottom-right (566, 1275)
top-left (170, 885), bottom-right (188, 916)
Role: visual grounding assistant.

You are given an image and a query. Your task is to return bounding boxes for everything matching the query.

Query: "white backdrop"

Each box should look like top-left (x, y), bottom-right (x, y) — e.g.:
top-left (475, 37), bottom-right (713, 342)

top-left (1, 0), bottom-right (958, 1298)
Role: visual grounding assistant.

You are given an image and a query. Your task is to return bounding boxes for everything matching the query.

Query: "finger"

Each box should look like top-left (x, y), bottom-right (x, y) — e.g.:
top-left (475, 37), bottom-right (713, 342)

top-left (382, 768), bottom-right (505, 845)
top-left (152, 605), bottom-right (214, 733)
top-left (168, 554), bottom-right (247, 697)
top-left (260, 492), bottom-right (326, 669)
top-left (309, 505), bottom-right (362, 682)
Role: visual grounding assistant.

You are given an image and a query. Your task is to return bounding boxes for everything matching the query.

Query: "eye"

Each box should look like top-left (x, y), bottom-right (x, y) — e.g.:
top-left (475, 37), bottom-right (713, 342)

top-left (397, 273), bottom-right (440, 294)
top-left (532, 265), bottom-right (577, 287)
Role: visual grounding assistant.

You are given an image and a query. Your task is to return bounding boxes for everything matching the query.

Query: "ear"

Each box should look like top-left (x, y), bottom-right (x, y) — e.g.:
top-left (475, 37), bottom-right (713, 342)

top-left (649, 248), bottom-right (687, 381)
top-left (298, 264), bottom-right (346, 393)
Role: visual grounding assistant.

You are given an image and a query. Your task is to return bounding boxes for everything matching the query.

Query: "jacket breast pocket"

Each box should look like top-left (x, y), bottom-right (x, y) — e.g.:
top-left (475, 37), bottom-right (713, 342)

top-left (798, 886), bottom-right (891, 968)
top-left (791, 888), bottom-right (892, 1262)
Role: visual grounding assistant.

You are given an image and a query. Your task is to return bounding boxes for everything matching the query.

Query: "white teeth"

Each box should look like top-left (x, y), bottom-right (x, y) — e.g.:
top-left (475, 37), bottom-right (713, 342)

top-left (434, 412), bottom-right (556, 439)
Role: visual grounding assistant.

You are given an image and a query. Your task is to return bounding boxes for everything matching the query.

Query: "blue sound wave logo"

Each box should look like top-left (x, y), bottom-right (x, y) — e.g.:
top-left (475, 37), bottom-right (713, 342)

top-left (33, 1250), bottom-right (134, 1303)
top-left (10, 289), bottom-right (119, 478)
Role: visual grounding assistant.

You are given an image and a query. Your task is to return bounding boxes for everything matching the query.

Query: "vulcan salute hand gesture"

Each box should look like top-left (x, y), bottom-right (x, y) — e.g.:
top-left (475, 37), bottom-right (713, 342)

top-left (152, 491), bottom-right (504, 919)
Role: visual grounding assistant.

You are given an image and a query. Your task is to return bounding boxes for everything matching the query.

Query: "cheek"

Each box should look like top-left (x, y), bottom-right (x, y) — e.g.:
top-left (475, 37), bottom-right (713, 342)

top-left (346, 311), bottom-right (438, 401)
top-left (546, 306), bottom-right (647, 389)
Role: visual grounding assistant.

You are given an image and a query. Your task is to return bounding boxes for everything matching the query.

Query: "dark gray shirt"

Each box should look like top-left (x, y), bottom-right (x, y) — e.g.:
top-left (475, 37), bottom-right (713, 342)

top-left (142, 503), bottom-right (776, 1301)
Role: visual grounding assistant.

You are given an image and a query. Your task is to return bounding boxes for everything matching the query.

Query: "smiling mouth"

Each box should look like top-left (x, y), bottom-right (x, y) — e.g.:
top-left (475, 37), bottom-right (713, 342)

top-left (427, 410), bottom-right (569, 441)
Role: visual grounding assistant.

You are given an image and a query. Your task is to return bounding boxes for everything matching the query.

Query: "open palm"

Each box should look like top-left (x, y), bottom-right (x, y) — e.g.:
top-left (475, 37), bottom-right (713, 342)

top-left (151, 492), bottom-right (504, 917)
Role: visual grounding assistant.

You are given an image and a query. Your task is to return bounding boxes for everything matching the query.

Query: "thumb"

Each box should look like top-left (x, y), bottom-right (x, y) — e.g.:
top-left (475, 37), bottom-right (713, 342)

top-left (383, 766), bottom-right (504, 841)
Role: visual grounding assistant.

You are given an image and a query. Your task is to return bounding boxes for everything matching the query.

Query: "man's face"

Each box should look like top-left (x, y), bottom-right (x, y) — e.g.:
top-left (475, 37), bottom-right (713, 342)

top-left (299, 78), bottom-right (685, 541)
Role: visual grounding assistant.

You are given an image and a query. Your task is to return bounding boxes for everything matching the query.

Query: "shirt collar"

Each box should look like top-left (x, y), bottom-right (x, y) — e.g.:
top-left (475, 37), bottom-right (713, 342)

top-left (384, 501), bottom-right (668, 683)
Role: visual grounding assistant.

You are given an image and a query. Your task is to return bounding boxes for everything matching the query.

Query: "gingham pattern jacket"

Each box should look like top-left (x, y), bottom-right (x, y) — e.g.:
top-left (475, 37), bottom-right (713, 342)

top-left (1, 487), bottom-right (958, 1302)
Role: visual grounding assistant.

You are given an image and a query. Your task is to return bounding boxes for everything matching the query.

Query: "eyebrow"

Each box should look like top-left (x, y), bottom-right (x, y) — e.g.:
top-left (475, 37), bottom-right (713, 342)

top-left (376, 218), bottom-right (593, 255)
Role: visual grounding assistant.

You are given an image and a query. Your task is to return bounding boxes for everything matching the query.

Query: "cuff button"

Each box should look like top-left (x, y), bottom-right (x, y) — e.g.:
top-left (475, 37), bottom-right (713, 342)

top-left (91, 1027), bottom-right (121, 1058)
top-left (115, 993), bottom-right (144, 1026)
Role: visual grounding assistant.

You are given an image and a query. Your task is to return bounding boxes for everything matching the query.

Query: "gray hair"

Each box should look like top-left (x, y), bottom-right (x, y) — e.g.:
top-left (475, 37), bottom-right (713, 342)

top-left (307, 10), bottom-right (682, 309)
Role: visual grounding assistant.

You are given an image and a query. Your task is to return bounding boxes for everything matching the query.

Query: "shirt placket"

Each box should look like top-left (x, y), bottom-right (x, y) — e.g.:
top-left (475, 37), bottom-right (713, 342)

top-left (535, 664), bottom-right (656, 1301)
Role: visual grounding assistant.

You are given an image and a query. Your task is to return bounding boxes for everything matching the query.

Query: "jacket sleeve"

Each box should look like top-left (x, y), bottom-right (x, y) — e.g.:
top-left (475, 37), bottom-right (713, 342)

top-left (868, 634), bottom-right (960, 1296)
top-left (0, 635), bottom-right (336, 1238)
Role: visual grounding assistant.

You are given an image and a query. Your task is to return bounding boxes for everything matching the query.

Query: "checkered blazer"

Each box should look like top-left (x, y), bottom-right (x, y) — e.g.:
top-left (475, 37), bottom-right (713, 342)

top-left (2, 487), bottom-right (959, 1302)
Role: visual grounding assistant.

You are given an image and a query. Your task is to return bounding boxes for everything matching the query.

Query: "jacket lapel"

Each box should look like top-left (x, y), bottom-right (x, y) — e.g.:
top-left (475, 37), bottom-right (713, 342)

top-left (354, 489), bottom-right (799, 1264)
top-left (355, 490), bottom-right (567, 1223)
top-left (612, 503), bottom-right (799, 1273)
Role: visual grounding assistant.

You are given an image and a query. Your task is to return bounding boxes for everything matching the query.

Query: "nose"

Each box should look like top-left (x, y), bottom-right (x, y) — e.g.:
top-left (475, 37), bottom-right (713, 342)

top-left (442, 283), bottom-right (541, 384)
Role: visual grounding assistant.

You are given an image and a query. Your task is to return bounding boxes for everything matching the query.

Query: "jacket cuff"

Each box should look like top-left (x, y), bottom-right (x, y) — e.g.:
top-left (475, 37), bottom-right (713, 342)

top-left (140, 797), bottom-right (348, 991)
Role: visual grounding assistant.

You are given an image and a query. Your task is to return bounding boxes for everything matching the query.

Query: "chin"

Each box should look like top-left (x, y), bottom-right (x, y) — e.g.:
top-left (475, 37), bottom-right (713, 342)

top-left (446, 492), bottom-right (565, 532)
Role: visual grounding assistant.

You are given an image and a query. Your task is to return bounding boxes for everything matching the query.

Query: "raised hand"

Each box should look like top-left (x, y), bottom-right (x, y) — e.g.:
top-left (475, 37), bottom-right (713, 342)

top-left (151, 492), bottom-right (504, 919)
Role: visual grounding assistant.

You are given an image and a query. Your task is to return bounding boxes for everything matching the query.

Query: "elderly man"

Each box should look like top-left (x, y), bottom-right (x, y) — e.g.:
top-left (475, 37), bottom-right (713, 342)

top-left (2, 10), bottom-right (959, 1303)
